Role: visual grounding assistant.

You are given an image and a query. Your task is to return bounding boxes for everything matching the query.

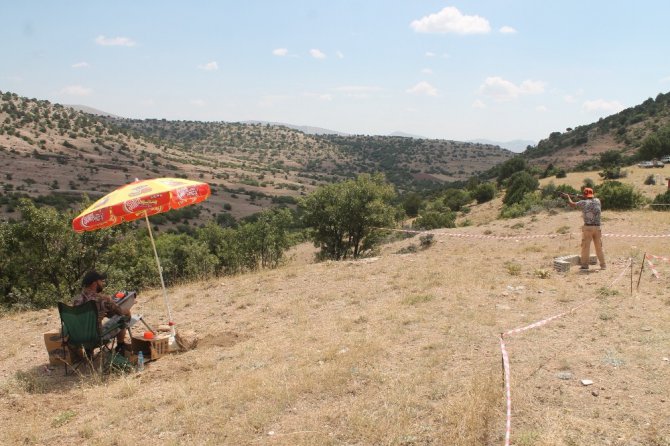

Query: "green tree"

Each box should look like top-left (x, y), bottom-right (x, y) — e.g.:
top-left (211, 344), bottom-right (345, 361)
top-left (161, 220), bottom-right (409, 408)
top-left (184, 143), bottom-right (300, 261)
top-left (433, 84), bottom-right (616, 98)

top-left (473, 182), bottom-right (496, 204)
top-left (496, 157), bottom-right (527, 185)
top-left (441, 188), bottom-right (471, 211)
top-left (599, 150), bottom-right (623, 167)
top-left (502, 171), bottom-right (539, 206)
top-left (0, 199), bottom-right (119, 309)
top-left (300, 173), bottom-right (396, 260)
top-left (638, 125), bottom-right (670, 160)
top-left (237, 208), bottom-right (293, 269)
top-left (402, 192), bottom-right (422, 218)
top-left (414, 200), bottom-right (456, 230)
top-left (597, 181), bottom-right (645, 210)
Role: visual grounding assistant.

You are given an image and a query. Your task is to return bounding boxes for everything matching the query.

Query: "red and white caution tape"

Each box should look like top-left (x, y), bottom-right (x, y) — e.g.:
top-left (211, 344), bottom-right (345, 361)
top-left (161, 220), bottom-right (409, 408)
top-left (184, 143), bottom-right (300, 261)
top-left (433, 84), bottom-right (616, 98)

top-left (497, 258), bottom-right (633, 446)
top-left (608, 258), bottom-right (633, 288)
top-left (375, 227), bottom-right (670, 240)
top-left (499, 336), bottom-right (512, 446)
top-left (603, 233), bottom-right (670, 238)
top-left (645, 258), bottom-right (660, 279)
top-left (646, 254), bottom-right (670, 263)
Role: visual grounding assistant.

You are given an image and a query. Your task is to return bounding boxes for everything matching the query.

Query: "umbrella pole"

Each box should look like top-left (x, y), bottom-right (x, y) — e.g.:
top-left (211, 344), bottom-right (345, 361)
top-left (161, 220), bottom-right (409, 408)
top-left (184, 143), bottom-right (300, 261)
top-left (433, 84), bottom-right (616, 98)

top-left (144, 213), bottom-right (175, 335)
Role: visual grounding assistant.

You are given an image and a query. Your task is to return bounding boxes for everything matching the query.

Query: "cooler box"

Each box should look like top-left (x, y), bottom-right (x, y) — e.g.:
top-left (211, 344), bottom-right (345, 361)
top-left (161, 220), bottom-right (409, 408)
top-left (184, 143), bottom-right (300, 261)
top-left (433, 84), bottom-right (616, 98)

top-left (44, 330), bottom-right (76, 365)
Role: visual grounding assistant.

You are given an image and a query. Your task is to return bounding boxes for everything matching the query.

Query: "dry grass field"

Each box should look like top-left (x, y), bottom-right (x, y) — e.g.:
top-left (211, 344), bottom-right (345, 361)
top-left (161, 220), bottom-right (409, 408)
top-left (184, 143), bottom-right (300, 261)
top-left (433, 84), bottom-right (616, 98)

top-left (1, 169), bottom-right (669, 446)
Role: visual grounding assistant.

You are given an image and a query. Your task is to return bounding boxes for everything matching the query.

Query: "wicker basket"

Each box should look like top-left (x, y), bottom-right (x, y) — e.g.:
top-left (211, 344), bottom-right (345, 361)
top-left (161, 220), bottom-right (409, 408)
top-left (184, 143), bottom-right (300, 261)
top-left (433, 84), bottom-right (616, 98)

top-left (131, 334), bottom-right (170, 361)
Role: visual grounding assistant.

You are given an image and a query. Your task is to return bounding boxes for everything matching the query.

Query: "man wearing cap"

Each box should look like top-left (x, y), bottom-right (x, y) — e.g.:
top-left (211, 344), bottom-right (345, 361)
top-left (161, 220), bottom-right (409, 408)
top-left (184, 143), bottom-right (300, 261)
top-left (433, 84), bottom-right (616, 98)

top-left (561, 187), bottom-right (606, 271)
top-left (73, 271), bottom-right (131, 353)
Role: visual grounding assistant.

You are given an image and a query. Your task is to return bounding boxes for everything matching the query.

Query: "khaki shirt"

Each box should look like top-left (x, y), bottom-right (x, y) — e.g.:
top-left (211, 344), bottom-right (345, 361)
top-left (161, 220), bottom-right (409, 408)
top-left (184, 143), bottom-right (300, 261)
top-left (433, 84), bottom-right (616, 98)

top-left (73, 289), bottom-right (125, 325)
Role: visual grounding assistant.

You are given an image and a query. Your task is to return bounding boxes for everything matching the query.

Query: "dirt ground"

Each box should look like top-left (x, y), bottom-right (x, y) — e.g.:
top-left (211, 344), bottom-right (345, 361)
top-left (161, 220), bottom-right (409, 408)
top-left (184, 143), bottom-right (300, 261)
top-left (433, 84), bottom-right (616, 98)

top-left (1, 173), bottom-right (669, 445)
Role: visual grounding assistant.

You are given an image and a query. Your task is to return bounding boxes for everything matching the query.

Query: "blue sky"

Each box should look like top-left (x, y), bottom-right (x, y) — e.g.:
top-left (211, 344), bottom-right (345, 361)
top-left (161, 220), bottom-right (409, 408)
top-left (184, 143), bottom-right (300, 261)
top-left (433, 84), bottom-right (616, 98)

top-left (2, 1), bottom-right (670, 143)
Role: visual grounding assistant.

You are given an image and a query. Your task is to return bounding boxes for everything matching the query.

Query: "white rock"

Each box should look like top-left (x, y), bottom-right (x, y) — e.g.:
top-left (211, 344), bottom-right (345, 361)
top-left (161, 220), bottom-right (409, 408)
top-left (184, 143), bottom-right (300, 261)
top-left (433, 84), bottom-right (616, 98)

top-left (581, 379), bottom-right (594, 386)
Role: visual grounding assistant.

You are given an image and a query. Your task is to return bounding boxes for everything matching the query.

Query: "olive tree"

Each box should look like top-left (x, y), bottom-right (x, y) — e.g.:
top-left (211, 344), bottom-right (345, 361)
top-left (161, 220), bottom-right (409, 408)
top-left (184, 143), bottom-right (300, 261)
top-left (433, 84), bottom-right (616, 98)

top-left (300, 173), bottom-right (397, 260)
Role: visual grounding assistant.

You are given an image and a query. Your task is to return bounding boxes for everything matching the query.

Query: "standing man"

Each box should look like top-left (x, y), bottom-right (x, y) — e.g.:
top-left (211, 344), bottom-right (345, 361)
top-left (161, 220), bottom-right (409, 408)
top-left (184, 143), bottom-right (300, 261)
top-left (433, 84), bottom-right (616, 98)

top-left (73, 271), bottom-right (131, 353)
top-left (561, 187), bottom-right (606, 271)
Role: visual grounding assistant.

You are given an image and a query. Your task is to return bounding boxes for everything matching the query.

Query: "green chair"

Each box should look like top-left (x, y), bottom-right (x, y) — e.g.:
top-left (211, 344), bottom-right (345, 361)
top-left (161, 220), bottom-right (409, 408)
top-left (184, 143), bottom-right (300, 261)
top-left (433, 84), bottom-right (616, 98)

top-left (57, 300), bottom-right (126, 375)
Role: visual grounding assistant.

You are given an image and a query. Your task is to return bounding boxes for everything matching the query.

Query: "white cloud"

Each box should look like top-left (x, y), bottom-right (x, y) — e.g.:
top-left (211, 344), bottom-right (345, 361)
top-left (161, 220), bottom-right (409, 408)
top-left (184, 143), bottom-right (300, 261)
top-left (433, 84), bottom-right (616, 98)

top-left (309, 49), bottom-right (326, 59)
top-left (72, 61), bottom-right (90, 68)
top-left (478, 76), bottom-right (545, 101)
top-left (60, 85), bottom-right (92, 96)
top-left (197, 61), bottom-right (218, 71)
top-left (536, 105), bottom-right (548, 112)
top-left (191, 99), bottom-right (206, 107)
top-left (304, 92), bottom-right (333, 101)
top-left (421, 68), bottom-right (433, 75)
top-left (336, 85), bottom-right (382, 98)
top-left (410, 7), bottom-right (491, 35)
top-left (336, 86), bottom-right (382, 93)
top-left (500, 26), bottom-right (517, 34)
top-left (336, 50), bottom-right (344, 59)
top-left (425, 51), bottom-right (436, 57)
top-left (472, 99), bottom-right (487, 109)
top-left (406, 81), bottom-right (438, 97)
top-left (273, 48), bottom-right (288, 56)
top-left (582, 99), bottom-right (624, 113)
top-left (95, 35), bottom-right (136, 47)
top-left (661, 75), bottom-right (670, 83)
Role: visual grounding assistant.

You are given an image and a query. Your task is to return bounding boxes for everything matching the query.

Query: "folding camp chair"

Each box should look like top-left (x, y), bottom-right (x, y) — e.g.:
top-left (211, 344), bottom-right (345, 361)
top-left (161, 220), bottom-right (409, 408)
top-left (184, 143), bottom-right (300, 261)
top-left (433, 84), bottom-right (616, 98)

top-left (57, 300), bottom-right (127, 375)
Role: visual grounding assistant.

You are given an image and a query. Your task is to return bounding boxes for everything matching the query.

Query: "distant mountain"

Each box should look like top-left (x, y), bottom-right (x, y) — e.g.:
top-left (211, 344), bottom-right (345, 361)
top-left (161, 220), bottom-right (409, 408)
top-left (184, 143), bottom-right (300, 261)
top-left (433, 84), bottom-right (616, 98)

top-left (65, 104), bottom-right (122, 118)
top-left (468, 139), bottom-right (536, 153)
top-left (388, 131), bottom-right (427, 139)
top-left (241, 121), bottom-right (349, 136)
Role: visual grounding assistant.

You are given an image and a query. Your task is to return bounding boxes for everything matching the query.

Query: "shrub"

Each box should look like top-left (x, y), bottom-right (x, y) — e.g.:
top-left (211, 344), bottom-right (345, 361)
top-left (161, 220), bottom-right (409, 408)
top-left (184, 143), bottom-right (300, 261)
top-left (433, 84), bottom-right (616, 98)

top-left (473, 182), bottom-right (496, 204)
top-left (503, 171), bottom-right (539, 206)
top-left (597, 181), bottom-right (645, 210)
top-left (651, 190), bottom-right (670, 211)
top-left (442, 188), bottom-right (471, 211)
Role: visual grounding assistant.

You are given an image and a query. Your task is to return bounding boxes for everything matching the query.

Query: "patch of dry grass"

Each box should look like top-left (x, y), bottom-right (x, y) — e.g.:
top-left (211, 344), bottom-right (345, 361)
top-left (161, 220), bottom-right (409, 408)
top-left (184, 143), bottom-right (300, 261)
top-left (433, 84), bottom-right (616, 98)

top-left (2, 199), bottom-right (670, 445)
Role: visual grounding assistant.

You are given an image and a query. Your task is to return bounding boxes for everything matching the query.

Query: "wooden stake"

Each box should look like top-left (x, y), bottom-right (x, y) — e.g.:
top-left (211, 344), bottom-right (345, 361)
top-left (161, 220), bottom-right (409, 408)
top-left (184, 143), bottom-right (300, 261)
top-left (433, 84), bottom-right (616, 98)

top-left (636, 253), bottom-right (646, 291)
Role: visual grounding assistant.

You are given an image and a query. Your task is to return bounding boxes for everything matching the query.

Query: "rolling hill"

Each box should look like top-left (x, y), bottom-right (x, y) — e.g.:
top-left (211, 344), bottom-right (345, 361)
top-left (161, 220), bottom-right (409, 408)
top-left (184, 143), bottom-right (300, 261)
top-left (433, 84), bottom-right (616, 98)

top-left (523, 91), bottom-right (670, 170)
top-left (0, 90), bottom-right (513, 223)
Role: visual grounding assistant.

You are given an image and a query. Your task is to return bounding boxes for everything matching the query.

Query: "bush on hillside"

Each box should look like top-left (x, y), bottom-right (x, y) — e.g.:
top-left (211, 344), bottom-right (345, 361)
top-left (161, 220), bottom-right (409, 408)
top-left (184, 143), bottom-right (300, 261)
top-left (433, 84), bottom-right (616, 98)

top-left (502, 171), bottom-right (539, 206)
top-left (651, 190), bottom-right (670, 211)
top-left (597, 181), bottom-right (645, 210)
top-left (599, 167), bottom-right (625, 180)
top-left (442, 188), bottom-right (471, 211)
top-left (473, 182), bottom-right (496, 204)
top-left (414, 209), bottom-right (456, 230)
top-left (300, 173), bottom-right (397, 260)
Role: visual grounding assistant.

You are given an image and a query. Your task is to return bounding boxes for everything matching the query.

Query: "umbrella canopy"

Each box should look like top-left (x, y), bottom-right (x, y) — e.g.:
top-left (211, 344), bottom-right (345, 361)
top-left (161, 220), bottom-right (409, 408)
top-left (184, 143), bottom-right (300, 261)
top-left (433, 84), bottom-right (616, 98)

top-left (73, 177), bottom-right (210, 232)
top-left (72, 177), bottom-right (211, 335)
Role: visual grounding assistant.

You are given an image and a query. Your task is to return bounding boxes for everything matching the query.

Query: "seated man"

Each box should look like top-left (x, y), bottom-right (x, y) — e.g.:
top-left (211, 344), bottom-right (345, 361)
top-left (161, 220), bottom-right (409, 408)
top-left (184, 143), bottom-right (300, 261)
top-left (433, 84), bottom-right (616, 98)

top-left (73, 270), bottom-right (132, 354)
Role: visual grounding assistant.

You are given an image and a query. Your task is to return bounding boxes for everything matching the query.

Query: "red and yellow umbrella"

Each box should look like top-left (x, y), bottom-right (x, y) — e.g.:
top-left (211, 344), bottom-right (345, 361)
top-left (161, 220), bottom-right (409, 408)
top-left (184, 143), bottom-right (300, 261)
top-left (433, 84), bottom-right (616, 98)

top-left (73, 177), bottom-right (210, 232)
top-left (72, 178), bottom-right (211, 334)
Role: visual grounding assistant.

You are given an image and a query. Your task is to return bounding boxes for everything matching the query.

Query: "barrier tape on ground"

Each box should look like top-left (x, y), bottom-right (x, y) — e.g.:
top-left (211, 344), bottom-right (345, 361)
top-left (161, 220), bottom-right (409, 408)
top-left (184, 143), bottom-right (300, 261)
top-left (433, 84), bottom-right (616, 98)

top-left (374, 227), bottom-right (670, 240)
top-left (645, 258), bottom-right (660, 279)
top-left (608, 258), bottom-right (633, 288)
top-left (646, 254), bottom-right (670, 262)
top-left (499, 336), bottom-right (512, 446)
top-left (498, 259), bottom-right (633, 446)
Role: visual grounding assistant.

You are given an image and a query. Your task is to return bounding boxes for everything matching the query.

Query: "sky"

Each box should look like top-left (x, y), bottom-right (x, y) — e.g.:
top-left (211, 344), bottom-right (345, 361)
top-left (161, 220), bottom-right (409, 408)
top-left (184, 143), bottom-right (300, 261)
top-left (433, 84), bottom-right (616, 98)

top-left (2, 1), bottom-right (670, 144)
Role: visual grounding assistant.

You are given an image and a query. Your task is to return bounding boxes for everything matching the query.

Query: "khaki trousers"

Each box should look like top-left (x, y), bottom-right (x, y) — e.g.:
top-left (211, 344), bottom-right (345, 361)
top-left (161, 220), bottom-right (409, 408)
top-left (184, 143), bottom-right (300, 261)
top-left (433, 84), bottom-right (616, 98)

top-left (581, 225), bottom-right (605, 268)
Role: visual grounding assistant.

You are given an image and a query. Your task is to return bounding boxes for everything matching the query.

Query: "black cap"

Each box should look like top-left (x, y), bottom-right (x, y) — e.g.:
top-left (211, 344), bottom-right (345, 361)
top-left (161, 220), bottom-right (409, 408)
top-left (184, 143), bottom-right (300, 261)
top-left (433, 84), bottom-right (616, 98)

top-left (82, 270), bottom-right (106, 287)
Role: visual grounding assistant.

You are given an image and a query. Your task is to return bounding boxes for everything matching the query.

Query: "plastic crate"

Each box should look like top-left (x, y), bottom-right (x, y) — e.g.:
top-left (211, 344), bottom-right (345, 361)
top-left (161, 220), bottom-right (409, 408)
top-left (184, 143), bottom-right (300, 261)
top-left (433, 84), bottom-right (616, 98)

top-left (131, 334), bottom-right (169, 361)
